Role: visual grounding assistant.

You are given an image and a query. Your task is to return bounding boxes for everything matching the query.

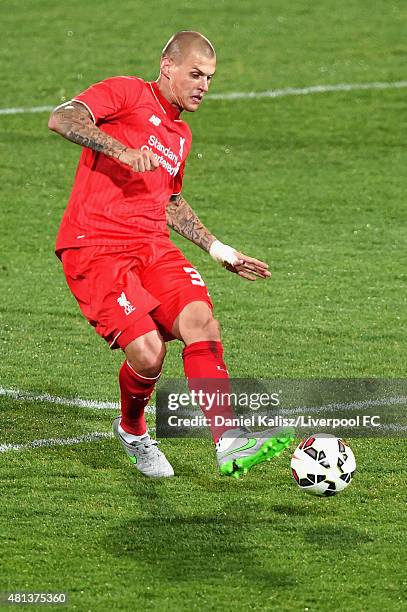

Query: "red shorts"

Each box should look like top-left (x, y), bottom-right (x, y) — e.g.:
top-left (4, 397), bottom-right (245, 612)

top-left (60, 240), bottom-right (213, 349)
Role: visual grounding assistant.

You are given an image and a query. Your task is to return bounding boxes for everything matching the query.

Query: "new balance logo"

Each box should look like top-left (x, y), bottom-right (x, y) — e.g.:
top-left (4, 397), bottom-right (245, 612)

top-left (149, 114), bottom-right (161, 126)
top-left (117, 292), bottom-right (136, 315)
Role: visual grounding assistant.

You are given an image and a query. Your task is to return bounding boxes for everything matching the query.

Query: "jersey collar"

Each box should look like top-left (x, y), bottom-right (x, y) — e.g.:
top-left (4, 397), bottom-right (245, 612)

top-left (149, 81), bottom-right (181, 121)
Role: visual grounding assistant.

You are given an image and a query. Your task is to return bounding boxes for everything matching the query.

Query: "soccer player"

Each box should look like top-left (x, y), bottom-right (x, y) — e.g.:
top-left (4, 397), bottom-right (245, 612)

top-left (48, 31), bottom-right (293, 478)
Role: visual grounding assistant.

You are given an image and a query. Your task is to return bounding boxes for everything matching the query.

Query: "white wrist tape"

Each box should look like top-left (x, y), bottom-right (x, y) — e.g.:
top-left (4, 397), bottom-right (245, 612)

top-left (209, 240), bottom-right (239, 266)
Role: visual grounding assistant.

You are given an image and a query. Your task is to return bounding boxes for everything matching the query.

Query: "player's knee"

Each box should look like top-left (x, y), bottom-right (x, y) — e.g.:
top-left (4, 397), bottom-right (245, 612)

top-left (174, 302), bottom-right (221, 343)
top-left (128, 344), bottom-right (166, 377)
top-left (125, 332), bottom-right (166, 377)
top-left (186, 313), bottom-right (221, 342)
top-left (202, 316), bottom-right (221, 340)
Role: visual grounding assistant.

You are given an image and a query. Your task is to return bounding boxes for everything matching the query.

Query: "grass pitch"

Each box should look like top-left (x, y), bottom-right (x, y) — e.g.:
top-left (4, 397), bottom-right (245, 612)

top-left (1, 1), bottom-right (406, 610)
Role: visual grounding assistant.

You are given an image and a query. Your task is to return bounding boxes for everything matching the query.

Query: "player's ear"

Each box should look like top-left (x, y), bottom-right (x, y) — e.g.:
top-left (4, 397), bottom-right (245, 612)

top-left (160, 56), bottom-right (173, 79)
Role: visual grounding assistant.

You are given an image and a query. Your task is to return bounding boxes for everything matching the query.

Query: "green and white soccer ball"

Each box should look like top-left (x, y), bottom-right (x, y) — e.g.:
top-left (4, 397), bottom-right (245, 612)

top-left (291, 433), bottom-right (356, 496)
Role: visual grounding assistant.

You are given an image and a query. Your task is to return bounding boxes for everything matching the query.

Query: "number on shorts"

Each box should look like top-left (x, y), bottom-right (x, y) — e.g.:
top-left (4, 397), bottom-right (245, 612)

top-left (183, 267), bottom-right (205, 286)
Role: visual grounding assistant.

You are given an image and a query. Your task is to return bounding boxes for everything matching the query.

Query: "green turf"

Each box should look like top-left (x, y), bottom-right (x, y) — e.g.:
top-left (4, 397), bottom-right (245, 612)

top-left (1, 0), bottom-right (406, 610)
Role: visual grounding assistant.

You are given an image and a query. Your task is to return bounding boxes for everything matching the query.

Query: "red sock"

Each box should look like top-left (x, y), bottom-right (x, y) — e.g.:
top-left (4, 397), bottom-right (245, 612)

top-left (119, 360), bottom-right (158, 436)
top-left (182, 340), bottom-right (236, 443)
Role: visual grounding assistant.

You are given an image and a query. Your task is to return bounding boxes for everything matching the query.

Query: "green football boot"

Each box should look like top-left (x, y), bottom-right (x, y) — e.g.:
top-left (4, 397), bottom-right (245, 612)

top-left (217, 427), bottom-right (295, 479)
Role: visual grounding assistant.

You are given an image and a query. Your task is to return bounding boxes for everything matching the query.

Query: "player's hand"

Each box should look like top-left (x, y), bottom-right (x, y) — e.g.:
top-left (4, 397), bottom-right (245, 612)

top-left (118, 148), bottom-right (160, 173)
top-left (225, 250), bottom-right (271, 281)
top-left (209, 240), bottom-right (271, 281)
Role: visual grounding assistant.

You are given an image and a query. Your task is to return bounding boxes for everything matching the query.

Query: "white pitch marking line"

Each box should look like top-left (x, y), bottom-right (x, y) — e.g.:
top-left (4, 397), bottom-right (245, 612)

top-left (208, 80), bottom-right (407, 100)
top-left (1, 386), bottom-right (405, 417)
top-left (278, 395), bottom-right (407, 416)
top-left (0, 386), bottom-right (155, 413)
top-left (0, 431), bottom-right (113, 453)
top-left (1, 80), bottom-right (407, 115)
top-left (0, 104), bottom-right (53, 115)
top-left (0, 428), bottom-right (157, 454)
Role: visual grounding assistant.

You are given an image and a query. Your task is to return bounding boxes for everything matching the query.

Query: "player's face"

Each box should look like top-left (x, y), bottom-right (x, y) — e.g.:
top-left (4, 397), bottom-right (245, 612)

top-left (169, 52), bottom-right (216, 112)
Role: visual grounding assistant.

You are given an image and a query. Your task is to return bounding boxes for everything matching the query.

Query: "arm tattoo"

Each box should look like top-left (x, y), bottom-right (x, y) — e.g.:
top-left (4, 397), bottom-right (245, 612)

top-left (51, 104), bottom-right (127, 160)
top-left (166, 195), bottom-right (215, 253)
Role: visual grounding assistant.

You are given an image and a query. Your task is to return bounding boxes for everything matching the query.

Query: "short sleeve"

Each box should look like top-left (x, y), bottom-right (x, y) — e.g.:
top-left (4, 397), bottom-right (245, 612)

top-left (172, 160), bottom-right (186, 196)
top-left (73, 76), bottom-right (144, 123)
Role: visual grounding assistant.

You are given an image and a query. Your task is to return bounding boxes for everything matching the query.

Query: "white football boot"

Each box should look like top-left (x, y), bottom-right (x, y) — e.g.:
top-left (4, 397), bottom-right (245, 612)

top-left (112, 416), bottom-right (174, 478)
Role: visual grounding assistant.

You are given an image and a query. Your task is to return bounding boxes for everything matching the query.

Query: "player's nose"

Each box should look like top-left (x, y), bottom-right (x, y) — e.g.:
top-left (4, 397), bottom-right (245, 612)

top-left (200, 77), bottom-right (210, 92)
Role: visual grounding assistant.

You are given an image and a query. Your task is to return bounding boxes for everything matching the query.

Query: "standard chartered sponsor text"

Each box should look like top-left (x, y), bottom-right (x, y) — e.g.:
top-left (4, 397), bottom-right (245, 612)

top-left (141, 134), bottom-right (181, 177)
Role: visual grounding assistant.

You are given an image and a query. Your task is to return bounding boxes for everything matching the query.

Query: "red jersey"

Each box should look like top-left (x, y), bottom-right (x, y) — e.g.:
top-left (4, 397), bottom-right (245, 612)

top-left (55, 77), bottom-right (192, 254)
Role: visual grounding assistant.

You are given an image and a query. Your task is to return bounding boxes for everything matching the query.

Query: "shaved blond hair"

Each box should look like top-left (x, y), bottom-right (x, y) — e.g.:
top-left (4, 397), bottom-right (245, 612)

top-left (162, 31), bottom-right (216, 64)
